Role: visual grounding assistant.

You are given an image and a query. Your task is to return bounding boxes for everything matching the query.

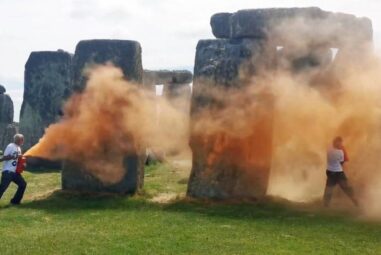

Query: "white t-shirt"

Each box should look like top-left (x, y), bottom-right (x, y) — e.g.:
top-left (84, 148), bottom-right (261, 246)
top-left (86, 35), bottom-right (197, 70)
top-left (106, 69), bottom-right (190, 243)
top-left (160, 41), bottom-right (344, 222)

top-left (2, 143), bottom-right (22, 172)
top-left (327, 147), bottom-right (344, 172)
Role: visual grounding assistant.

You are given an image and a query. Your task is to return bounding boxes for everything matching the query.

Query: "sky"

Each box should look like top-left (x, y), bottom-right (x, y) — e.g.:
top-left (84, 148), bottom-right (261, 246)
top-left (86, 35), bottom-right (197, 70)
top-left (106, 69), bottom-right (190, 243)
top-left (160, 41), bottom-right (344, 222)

top-left (1, 0), bottom-right (381, 121)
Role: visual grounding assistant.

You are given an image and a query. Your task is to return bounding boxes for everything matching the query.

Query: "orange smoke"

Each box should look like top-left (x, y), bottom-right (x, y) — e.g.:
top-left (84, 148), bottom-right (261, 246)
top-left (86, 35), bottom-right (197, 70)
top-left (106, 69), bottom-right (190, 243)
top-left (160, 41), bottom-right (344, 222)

top-left (25, 65), bottom-right (190, 183)
top-left (24, 39), bottom-right (381, 218)
top-left (268, 52), bottom-right (381, 218)
top-left (188, 45), bottom-right (381, 217)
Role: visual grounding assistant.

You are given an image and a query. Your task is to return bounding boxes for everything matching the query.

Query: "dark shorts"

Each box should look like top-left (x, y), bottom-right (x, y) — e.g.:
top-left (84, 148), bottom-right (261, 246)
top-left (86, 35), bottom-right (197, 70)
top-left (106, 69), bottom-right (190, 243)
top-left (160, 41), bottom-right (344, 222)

top-left (326, 170), bottom-right (347, 186)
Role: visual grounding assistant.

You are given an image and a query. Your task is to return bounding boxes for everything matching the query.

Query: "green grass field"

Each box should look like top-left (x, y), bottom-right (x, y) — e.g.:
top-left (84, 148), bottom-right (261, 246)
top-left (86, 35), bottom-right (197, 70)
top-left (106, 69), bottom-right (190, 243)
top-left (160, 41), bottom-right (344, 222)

top-left (0, 162), bottom-right (380, 255)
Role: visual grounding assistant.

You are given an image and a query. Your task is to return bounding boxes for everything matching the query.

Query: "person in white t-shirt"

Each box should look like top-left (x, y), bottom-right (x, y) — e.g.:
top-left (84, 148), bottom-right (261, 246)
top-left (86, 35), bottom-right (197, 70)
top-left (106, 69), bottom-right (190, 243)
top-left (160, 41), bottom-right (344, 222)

top-left (323, 136), bottom-right (358, 207)
top-left (0, 134), bottom-right (27, 205)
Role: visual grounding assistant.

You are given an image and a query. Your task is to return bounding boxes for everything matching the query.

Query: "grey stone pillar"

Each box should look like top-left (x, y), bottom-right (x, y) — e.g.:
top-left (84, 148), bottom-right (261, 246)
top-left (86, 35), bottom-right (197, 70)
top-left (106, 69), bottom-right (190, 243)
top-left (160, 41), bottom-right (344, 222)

top-left (19, 51), bottom-right (72, 151)
top-left (0, 84), bottom-right (16, 150)
top-left (62, 39), bottom-right (144, 194)
top-left (187, 39), bottom-right (275, 199)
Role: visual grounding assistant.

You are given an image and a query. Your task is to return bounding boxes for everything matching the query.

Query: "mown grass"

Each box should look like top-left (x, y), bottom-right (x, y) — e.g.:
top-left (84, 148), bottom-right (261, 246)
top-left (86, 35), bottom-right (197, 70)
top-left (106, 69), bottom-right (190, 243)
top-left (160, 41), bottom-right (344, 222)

top-left (0, 162), bottom-right (380, 255)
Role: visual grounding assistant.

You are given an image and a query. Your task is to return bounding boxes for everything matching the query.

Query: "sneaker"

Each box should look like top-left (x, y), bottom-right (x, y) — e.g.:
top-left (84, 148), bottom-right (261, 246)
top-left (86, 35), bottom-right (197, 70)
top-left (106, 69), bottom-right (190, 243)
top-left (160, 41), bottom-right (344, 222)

top-left (10, 200), bottom-right (20, 205)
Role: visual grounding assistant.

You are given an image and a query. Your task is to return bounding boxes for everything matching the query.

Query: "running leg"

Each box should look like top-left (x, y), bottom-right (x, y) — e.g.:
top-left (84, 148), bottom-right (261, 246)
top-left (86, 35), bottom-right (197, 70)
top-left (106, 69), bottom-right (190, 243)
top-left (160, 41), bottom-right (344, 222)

top-left (0, 172), bottom-right (13, 200)
top-left (323, 172), bottom-right (336, 207)
top-left (338, 178), bottom-right (358, 207)
top-left (10, 173), bottom-right (27, 204)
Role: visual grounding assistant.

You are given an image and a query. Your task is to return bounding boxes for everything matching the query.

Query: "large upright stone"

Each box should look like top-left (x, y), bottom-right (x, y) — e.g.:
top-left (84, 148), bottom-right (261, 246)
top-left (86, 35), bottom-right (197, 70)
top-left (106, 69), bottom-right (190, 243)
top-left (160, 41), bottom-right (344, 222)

top-left (192, 7), bottom-right (374, 200)
top-left (192, 39), bottom-right (275, 87)
top-left (0, 93), bottom-right (13, 125)
top-left (62, 154), bottom-right (145, 194)
top-left (0, 86), bottom-right (15, 150)
top-left (62, 39), bottom-right (144, 194)
top-left (19, 51), bottom-right (72, 151)
top-left (0, 84), bottom-right (6, 94)
top-left (72, 39), bottom-right (142, 92)
top-left (187, 39), bottom-right (275, 199)
top-left (0, 124), bottom-right (17, 151)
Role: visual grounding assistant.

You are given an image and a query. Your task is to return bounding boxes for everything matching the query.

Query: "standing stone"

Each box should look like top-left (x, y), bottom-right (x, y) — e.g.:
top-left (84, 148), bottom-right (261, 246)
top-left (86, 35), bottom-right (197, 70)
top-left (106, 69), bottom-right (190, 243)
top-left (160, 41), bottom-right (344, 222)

top-left (191, 7), bottom-right (374, 200)
top-left (19, 51), bottom-right (72, 151)
top-left (62, 154), bottom-right (145, 194)
top-left (0, 84), bottom-right (5, 94)
top-left (0, 124), bottom-right (17, 151)
top-left (62, 39), bottom-right (144, 194)
top-left (191, 39), bottom-right (275, 87)
top-left (187, 39), bottom-right (275, 199)
top-left (72, 39), bottom-right (142, 92)
top-left (0, 85), bottom-right (16, 150)
top-left (0, 93), bottom-right (13, 124)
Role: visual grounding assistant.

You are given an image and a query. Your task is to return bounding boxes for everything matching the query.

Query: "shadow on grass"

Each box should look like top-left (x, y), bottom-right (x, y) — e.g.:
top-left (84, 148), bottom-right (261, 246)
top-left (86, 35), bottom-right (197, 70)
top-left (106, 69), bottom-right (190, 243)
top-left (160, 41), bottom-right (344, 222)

top-left (17, 190), bottom-right (362, 226)
top-left (21, 190), bottom-right (156, 213)
top-left (26, 169), bottom-right (61, 174)
top-left (164, 197), bottom-right (334, 221)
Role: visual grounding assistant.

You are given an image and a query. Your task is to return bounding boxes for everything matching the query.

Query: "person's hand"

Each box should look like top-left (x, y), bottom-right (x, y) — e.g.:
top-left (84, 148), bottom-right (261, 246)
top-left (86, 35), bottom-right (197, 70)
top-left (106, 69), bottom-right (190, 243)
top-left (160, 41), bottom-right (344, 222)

top-left (20, 156), bottom-right (26, 168)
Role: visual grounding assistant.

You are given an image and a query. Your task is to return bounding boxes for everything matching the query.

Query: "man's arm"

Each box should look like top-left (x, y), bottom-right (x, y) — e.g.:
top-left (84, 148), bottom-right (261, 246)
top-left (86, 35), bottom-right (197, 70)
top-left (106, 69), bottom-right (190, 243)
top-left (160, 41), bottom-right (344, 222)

top-left (0, 145), bottom-right (18, 162)
top-left (339, 150), bottom-right (345, 165)
top-left (339, 150), bottom-right (347, 170)
top-left (0, 155), bottom-right (15, 162)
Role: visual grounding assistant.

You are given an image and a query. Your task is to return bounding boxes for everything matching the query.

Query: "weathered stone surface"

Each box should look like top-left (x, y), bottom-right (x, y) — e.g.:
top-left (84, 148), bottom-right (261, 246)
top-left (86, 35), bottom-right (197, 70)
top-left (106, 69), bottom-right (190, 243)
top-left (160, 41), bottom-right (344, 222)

top-left (0, 123), bottom-right (17, 151)
top-left (187, 39), bottom-right (275, 199)
top-left (193, 39), bottom-right (275, 87)
top-left (25, 156), bottom-right (62, 171)
top-left (63, 39), bottom-right (144, 194)
top-left (0, 84), bottom-right (5, 94)
top-left (72, 39), bottom-right (143, 91)
top-left (210, 13), bottom-right (232, 39)
top-left (0, 93), bottom-right (13, 124)
top-left (0, 88), bottom-right (15, 150)
top-left (189, 7), bottom-right (374, 200)
top-left (19, 51), bottom-right (72, 151)
top-left (277, 46), bottom-right (333, 72)
top-left (211, 7), bottom-right (373, 47)
top-left (143, 70), bottom-right (193, 85)
top-left (62, 153), bottom-right (145, 194)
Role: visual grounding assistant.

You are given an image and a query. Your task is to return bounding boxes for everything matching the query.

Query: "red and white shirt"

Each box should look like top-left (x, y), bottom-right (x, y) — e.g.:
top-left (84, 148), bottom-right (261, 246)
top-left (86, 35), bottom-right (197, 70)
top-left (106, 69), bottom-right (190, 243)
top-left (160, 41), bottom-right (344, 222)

top-left (2, 143), bottom-right (21, 172)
